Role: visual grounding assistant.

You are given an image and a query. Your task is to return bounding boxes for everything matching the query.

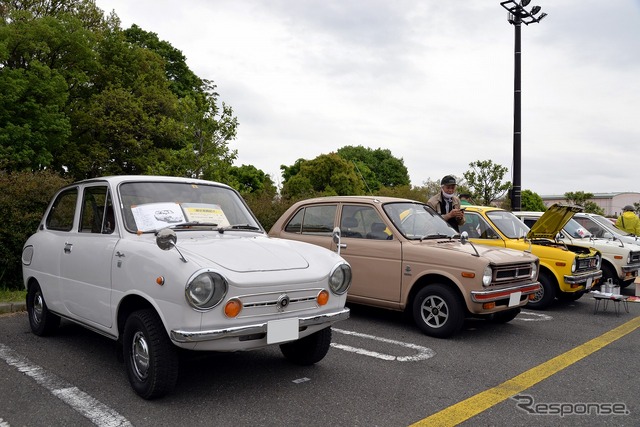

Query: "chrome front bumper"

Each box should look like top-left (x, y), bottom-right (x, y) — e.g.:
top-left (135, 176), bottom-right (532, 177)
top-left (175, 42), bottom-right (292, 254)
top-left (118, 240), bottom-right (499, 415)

top-left (564, 269), bottom-right (603, 285)
top-left (170, 307), bottom-right (350, 343)
top-left (471, 282), bottom-right (541, 303)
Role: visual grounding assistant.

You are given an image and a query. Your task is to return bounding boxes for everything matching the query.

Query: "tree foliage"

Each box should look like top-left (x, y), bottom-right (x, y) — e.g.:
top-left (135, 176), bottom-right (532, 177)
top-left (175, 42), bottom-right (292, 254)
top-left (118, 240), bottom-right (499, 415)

top-left (336, 145), bottom-right (409, 192)
top-left (462, 160), bottom-right (511, 206)
top-left (521, 189), bottom-right (546, 211)
top-left (564, 191), bottom-right (604, 214)
top-left (280, 153), bottom-right (364, 198)
top-left (0, 0), bottom-right (238, 180)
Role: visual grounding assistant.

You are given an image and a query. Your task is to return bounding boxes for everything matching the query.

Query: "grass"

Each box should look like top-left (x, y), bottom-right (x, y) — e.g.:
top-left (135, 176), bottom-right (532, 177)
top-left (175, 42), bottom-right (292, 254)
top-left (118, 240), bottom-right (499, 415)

top-left (0, 288), bottom-right (27, 303)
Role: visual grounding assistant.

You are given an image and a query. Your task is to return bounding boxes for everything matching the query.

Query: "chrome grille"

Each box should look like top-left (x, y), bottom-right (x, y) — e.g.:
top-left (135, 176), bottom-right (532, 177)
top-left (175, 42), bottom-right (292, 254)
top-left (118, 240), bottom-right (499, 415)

top-left (630, 251), bottom-right (640, 264)
top-left (576, 255), bottom-right (600, 273)
top-left (233, 288), bottom-right (323, 319)
top-left (492, 262), bottom-right (533, 285)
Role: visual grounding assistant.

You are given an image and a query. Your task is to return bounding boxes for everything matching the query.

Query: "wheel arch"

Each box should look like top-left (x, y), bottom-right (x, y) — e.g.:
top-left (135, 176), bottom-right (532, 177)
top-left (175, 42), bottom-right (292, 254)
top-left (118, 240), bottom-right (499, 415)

top-left (405, 273), bottom-right (468, 315)
top-left (117, 294), bottom-right (156, 340)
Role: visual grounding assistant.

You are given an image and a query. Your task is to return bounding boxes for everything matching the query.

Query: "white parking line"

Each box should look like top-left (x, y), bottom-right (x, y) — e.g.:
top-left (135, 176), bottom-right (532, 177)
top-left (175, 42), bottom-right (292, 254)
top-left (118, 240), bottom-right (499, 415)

top-left (0, 343), bottom-right (131, 427)
top-left (517, 310), bottom-right (553, 321)
top-left (332, 328), bottom-right (436, 361)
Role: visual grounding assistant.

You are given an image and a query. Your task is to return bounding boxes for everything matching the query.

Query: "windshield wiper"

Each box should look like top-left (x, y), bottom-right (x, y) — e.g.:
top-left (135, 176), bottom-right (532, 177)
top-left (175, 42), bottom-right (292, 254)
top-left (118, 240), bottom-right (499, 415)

top-left (217, 223), bottom-right (261, 233)
top-left (419, 233), bottom-right (451, 241)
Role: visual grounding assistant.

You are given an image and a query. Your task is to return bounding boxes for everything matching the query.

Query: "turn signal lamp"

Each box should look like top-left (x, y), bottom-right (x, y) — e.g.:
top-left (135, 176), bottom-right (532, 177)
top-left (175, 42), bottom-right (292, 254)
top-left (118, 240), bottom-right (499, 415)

top-left (461, 272), bottom-right (475, 279)
top-left (224, 298), bottom-right (242, 318)
top-left (317, 290), bottom-right (329, 306)
top-left (482, 302), bottom-right (496, 310)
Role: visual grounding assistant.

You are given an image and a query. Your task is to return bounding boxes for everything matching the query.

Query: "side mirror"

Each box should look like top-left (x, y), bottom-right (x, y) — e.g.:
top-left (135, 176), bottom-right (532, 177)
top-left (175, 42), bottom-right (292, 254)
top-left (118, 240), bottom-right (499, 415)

top-left (156, 228), bottom-right (177, 250)
top-left (332, 227), bottom-right (343, 255)
top-left (460, 231), bottom-right (469, 245)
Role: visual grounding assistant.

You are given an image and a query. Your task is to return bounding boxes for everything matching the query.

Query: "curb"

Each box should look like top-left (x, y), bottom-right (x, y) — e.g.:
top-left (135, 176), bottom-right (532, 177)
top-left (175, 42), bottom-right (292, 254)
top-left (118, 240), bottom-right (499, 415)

top-left (0, 302), bottom-right (27, 315)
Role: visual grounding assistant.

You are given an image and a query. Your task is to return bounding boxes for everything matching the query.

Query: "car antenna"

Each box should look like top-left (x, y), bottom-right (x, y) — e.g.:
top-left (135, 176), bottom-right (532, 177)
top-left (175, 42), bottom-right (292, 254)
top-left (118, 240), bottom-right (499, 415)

top-left (352, 161), bottom-right (373, 195)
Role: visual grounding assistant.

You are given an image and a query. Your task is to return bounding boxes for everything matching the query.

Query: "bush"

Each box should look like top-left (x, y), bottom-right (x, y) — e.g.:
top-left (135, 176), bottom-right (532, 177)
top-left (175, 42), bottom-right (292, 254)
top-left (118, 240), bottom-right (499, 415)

top-left (0, 171), bottom-right (71, 289)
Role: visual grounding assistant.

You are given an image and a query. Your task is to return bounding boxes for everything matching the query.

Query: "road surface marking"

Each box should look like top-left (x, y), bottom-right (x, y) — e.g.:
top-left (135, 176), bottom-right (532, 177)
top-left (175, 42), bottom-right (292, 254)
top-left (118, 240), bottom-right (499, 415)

top-left (410, 315), bottom-right (640, 426)
top-left (0, 343), bottom-right (131, 427)
top-left (332, 328), bottom-right (435, 361)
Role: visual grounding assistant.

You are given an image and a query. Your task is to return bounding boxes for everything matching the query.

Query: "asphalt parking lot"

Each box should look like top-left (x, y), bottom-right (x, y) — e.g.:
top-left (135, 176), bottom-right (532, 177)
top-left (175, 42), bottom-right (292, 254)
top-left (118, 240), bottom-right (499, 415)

top-left (1, 287), bottom-right (639, 427)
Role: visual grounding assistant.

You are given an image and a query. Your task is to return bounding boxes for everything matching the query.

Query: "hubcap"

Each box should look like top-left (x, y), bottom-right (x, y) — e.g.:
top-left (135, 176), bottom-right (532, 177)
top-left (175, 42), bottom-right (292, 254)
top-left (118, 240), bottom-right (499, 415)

top-left (32, 292), bottom-right (44, 325)
top-left (421, 295), bottom-right (449, 328)
top-left (531, 286), bottom-right (544, 303)
top-left (131, 331), bottom-right (150, 380)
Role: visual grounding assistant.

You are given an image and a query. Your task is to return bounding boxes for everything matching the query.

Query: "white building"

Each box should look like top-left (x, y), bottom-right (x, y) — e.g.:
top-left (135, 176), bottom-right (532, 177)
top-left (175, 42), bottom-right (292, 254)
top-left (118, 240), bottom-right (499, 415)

top-left (540, 192), bottom-right (640, 217)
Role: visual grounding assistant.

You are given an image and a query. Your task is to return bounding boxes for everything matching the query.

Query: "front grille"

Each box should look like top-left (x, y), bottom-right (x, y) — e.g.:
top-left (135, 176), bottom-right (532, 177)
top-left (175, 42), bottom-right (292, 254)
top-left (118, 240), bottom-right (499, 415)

top-left (233, 288), bottom-right (322, 319)
top-left (576, 255), bottom-right (600, 273)
top-left (630, 251), bottom-right (640, 264)
top-left (492, 262), bottom-right (533, 285)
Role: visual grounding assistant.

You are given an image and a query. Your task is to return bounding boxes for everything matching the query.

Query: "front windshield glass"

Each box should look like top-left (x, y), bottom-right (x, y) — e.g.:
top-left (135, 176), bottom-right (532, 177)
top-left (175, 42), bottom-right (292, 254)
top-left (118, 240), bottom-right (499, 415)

top-left (594, 215), bottom-right (627, 235)
top-left (563, 218), bottom-right (592, 239)
top-left (486, 210), bottom-right (529, 238)
top-left (382, 202), bottom-right (457, 239)
top-left (118, 181), bottom-right (261, 233)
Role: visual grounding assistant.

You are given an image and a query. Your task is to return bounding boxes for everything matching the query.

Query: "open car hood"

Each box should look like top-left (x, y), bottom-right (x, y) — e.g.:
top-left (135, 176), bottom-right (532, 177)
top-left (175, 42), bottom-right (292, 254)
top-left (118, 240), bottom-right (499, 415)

top-left (526, 204), bottom-right (583, 240)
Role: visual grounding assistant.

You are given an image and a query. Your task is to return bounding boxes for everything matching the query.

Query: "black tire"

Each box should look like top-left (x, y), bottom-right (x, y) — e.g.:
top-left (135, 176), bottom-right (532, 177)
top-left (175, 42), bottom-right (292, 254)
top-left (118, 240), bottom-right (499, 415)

top-left (123, 309), bottom-right (179, 399)
top-left (280, 327), bottom-right (332, 366)
top-left (557, 290), bottom-right (585, 301)
top-left (620, 279), bottom-right (634, 289)
top-left (600, 263), bottom-right (619, 287)
top-left (489, 308), bottom-right (521, 323)
top-left (527, 272), bottom-right (556, 310)
top-left (26, 282), bottom-right (60, 336)
top-left (412, 284), bottom-right (464, 338)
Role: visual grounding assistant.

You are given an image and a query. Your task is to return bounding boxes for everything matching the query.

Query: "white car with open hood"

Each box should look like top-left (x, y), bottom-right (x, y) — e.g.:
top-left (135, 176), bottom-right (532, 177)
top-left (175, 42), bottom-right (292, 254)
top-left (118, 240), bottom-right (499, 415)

top-left (22, 175), bottom-right (351, 399)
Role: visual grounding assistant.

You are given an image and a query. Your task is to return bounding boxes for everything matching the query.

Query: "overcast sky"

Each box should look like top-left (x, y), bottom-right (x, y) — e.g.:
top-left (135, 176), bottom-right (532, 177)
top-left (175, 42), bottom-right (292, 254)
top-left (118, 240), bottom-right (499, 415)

top-left (94, 0), bottom-right (640, 196)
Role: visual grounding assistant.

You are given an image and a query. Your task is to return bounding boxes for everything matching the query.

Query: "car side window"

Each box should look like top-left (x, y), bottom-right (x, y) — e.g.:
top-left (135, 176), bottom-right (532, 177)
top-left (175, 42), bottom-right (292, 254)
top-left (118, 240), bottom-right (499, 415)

top-left (461, 213), bottom-right (499, 239)
top-left (285, 205), bottom-right (337, 236)
top-left (46, 188), bottom-right (78, 231)
top-left (80, 185), bottom-right (115, 234)
top-left (341, 205), bottom-right (391, 240)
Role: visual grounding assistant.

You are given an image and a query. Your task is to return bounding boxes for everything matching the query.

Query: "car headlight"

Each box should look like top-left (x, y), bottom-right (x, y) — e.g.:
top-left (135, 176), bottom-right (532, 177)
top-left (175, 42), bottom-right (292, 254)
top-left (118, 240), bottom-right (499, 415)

top-left (531, 261), bottom-right (538, 280)
top-left (482, 266), bottom-right (492, 287)
top-left (185, 270), bottom-right (228, 311)
top-left (571, 258), bottom-right (577, 273)
top-left (329, 263), bottom-right (352, 295)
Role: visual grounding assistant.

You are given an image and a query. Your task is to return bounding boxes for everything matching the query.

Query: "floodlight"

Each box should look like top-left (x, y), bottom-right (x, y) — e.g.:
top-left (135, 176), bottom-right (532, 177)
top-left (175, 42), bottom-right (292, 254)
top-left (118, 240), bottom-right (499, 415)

top-left (531, 6), bottom-right (541, 15)
top-left (521, 0), bottom-right (531, 7)
top-left (537, 12), bottom-right (547, 21)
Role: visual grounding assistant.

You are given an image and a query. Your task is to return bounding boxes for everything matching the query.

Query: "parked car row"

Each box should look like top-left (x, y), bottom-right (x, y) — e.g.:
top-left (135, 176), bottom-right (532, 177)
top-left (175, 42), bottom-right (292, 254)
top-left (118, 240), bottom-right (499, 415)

top-left (21, 175), bottom-right (636, 400)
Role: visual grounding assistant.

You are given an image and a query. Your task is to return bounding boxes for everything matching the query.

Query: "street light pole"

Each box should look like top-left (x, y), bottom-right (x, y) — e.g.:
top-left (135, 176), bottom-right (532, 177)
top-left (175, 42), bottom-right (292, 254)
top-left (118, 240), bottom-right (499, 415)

top-left (499, 1), bottom-right (547, 211)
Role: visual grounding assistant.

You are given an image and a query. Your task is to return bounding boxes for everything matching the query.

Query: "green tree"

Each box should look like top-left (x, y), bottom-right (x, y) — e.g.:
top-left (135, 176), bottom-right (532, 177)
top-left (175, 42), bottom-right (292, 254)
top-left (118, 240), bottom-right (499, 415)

top-left (521, 189), bottom-right (546, 211)
top-left (280, 153), bottom-right (364, 198)
top-left (564, 191), bottom-right (604, 215)
top-left (336, 145), bottom-right (410, 192)
top-left (228, 164), bottom-right (276, 197)
top-left (462, 160), bottom-right (511, 206)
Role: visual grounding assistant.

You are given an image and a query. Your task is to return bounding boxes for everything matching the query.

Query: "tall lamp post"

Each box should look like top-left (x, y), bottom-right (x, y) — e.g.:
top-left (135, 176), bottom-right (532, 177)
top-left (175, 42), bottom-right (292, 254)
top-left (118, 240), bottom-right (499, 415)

top-left (499, 0), bottom-right (546, 211)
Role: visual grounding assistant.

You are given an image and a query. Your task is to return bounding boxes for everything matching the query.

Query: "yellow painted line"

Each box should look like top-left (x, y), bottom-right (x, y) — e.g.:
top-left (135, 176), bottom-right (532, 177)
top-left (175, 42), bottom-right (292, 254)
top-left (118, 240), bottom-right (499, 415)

top-left (410, 316), bottom-right (640, 427)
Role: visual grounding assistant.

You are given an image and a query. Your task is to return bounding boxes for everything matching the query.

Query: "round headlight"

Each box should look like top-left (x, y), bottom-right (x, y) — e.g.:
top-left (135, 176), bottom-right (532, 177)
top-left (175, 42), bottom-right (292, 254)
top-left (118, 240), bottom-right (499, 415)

top-left (329, 263), bottom-right (352, 295)
top-left (185, 271), bottom-right (228, 311)
top-left (482, 266), bottom-right (492, 287)
top-left (571, 258), bottom-right (577, 273)
top-left (531, 261), bottom-right (538, 279)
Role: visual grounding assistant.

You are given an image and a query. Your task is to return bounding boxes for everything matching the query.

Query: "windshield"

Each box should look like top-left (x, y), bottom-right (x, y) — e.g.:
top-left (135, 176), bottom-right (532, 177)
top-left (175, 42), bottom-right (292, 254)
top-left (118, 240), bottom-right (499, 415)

top-left (383, 202), bottom-right (457, 239)
top-left (118, 181), bottom-right (261, 233)
top-left (486, 210), bottom-right (529, 238)
top-left (563, 218), bottom-right (592, 239)
top-left (594, 215), bottom-right (628, 235)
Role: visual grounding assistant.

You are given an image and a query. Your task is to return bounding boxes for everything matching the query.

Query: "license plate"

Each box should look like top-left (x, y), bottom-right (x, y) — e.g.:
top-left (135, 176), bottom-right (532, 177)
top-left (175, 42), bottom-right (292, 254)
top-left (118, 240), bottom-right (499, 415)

top-left (508, 291), bottom-right (522, 307)
top-left (586, 277), bottom-right (593, 289)
top-left (267, 318), bottom-right (299, 344)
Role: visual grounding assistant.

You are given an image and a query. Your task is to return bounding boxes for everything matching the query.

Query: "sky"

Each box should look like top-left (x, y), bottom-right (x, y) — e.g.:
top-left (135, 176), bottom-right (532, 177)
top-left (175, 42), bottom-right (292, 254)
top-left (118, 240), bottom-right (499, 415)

top-left (94, 0), bottom-right (640, 196)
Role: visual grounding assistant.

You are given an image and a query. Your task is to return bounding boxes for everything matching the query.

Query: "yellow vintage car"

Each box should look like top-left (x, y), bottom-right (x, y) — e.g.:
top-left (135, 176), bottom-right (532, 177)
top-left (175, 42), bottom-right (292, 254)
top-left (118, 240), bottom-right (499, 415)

top-left (460, 206), bottom-right (602, 309)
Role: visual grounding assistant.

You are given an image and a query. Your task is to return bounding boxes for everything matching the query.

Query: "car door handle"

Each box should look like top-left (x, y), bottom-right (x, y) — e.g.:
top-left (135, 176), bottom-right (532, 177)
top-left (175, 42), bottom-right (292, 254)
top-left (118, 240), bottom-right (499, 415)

top-left (64, 242), bottom-right (73, 253)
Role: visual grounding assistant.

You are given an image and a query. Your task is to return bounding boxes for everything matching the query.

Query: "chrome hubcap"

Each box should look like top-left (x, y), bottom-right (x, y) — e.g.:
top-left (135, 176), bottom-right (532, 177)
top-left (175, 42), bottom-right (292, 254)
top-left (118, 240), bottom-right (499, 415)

top-left (131, 331), bottom-right (150, 380)
top-left (32, 292), bottom-right (44, 325)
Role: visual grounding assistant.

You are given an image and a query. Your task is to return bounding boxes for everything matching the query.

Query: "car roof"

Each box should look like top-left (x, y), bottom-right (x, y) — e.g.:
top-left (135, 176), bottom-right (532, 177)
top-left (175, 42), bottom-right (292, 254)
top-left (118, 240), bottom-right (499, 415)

top-left (287, 195), bottom-right (422, 205)
top-left (69, 175), bottom-right (233, 190)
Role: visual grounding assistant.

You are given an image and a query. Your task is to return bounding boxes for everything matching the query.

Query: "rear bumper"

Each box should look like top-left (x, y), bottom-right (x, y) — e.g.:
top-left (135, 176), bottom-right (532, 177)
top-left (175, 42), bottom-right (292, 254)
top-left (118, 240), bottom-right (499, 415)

top-left (170, 307), bottom-right (350, 343)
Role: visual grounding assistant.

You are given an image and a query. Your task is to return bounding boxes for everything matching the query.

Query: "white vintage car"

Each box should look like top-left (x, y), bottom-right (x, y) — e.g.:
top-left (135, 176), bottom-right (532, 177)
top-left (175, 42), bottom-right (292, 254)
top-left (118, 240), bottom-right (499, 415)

top-left (21, 175), bottom-right (351, 399)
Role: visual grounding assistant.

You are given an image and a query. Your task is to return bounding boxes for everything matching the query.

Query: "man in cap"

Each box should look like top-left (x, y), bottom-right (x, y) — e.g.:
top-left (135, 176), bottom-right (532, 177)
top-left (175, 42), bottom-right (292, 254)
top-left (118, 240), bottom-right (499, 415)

top-left (615, 205), bottom-right (640, 235)
top-left (427, 175), bottom-right (465, 231)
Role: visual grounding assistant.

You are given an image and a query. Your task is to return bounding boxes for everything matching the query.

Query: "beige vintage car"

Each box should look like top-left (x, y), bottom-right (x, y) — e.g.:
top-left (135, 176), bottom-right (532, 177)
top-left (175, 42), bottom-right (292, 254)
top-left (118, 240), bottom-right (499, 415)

top-left (269, 196), bottom-right (541, 338)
